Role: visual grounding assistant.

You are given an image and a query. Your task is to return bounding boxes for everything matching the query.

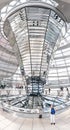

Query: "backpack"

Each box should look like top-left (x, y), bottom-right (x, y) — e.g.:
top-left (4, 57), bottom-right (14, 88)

top-left (51, 108), bottom-right (55, 114)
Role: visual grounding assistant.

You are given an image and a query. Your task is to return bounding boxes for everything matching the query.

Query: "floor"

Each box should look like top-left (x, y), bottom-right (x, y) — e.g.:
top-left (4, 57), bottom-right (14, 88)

top-left (0, 108), bottom-right (70, 130)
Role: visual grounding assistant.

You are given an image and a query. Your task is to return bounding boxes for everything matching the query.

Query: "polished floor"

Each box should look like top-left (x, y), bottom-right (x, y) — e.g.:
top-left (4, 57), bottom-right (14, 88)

top-left (0, 107), bottom-right (70, 130)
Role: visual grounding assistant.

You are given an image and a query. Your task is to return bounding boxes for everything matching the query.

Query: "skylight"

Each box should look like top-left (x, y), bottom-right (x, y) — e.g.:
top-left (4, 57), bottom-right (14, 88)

top-left (42, 0), bottom-right (58, 7)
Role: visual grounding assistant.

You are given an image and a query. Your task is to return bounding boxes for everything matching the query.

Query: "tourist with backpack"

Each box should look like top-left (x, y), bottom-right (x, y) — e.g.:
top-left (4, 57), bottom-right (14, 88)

top-left (50, 105), bottom-right (56, 125)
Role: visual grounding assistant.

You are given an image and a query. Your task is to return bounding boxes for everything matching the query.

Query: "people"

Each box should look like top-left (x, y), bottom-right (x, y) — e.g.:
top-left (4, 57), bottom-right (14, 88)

top-left (49, 88), bottom-right (51, 94)
top-left (50, 105), bottom-right (55, 125)
top-left (67, 87), bottom-right (69, 95)
top-left (39, 107), bottom-right (42, 118)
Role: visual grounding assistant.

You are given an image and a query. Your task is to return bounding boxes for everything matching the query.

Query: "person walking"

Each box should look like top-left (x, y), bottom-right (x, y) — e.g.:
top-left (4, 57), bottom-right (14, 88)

top-left (50, 105), bottom-right (55, 125)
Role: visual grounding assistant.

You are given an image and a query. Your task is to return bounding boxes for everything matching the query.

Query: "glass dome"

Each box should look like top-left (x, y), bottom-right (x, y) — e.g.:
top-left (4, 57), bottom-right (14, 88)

top-left (0, 0), bottom-right (70, 115)
top-left (1, 0), bottom-right (66, 96)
